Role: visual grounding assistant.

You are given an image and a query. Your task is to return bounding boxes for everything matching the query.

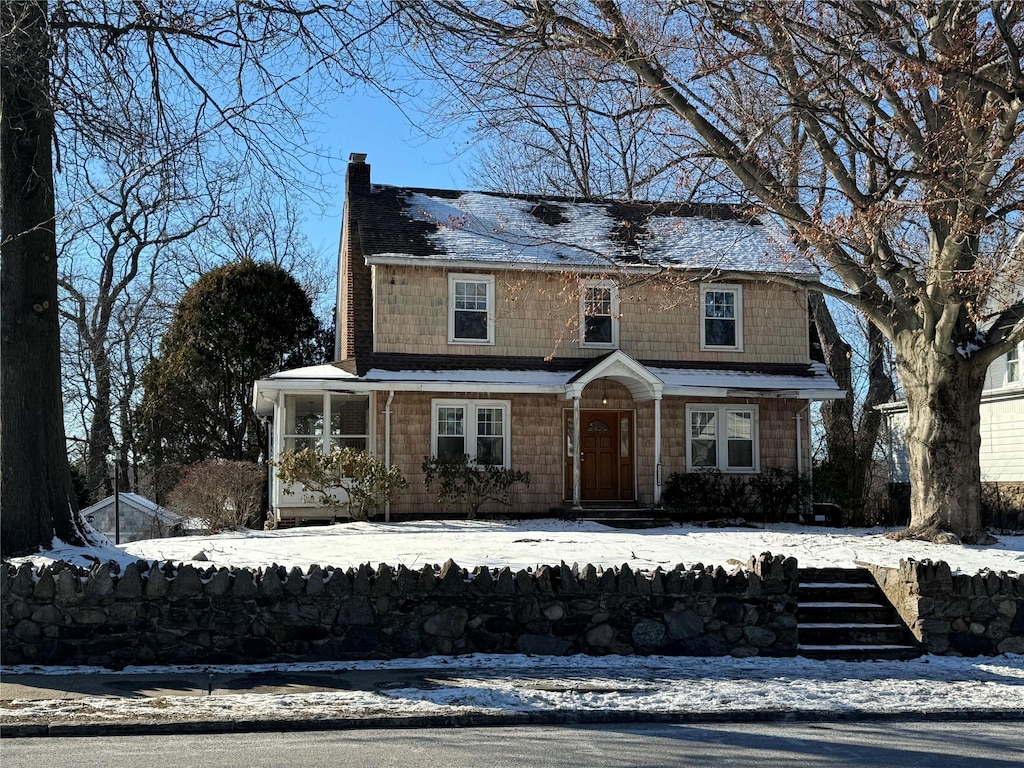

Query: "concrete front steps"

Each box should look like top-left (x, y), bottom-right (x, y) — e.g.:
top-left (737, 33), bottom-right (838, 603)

top-left (798, 567), bottom-right (921, 661)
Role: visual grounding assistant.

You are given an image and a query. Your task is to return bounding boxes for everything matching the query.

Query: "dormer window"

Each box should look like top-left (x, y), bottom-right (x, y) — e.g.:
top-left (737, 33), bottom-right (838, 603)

top-left (700, 284), bottom-right (743, 351)
top-left (1008, 344), bottom-right (1020, 384)
top-left (449, 274), bottom-right (494, 344)
top-left (580, 279), bottom-right (619, 348)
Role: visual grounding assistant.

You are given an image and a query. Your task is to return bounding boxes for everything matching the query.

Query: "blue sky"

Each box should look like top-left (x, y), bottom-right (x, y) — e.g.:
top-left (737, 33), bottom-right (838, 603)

top-left (300, 89), bottom-right (474, 254)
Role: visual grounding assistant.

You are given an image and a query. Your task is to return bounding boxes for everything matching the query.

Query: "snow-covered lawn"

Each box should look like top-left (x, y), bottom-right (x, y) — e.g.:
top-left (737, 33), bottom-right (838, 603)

top-left (15, 519), bottom-right (1024, 576)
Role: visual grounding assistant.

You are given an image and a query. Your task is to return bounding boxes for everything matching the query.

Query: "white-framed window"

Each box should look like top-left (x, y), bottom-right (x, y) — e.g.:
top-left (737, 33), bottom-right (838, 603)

top-left (700, 284), bottom-right (743, 351)
top-left (580, 279), bottom-right (619, 348)
top-left (685, 404), bottom-right (759, 472)
top-left (283, 393), bottom-right (370, 453)
top-left (1007, 344), bottom-right (1021, 384)
top-left (431, 399), bottom-right (510, 467)
top-left (448, 273), bottom-right (494, 344)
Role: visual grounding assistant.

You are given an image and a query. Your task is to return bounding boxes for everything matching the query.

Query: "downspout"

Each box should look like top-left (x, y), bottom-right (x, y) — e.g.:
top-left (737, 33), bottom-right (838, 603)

top-left (572, 394), bottom-right (582, 510)
top-left (259, 415), bottom-right (273, 529)
top-left (653, 394), bottom-right (663, 507)
top-left (795, 403), bottom-right (811, 514)
top-left (384, 389), bottom-right (395, 523)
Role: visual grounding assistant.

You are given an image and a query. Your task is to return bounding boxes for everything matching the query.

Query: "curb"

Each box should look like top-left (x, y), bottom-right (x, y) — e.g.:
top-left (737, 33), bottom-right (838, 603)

top-left (4, 708), bottom-right (1024, 738)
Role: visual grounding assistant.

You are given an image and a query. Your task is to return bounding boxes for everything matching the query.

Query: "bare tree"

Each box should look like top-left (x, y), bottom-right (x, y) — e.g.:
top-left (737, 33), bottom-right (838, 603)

top-left (57, 144), bottom-right (223, 503)
top-left (402, 1), bottom-right (1024, 544)
top-left (458, 53), bottom-right (701, 199)
top-left (1, 0), bottom-right (396, 557)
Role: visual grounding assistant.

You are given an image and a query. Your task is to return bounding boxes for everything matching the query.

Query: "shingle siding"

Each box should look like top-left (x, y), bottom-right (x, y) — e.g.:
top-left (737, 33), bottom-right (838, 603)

top-left (372, 265), bottom-right (808, 364)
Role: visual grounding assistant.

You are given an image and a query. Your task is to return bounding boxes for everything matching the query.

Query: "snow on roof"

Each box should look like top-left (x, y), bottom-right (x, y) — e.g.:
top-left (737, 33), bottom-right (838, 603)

top-left (266, 364), bottom-right (357, 380)
top-left (258, 361), bottom-right (842, 399)
top-left (80, 493), bottom-right (181, 525)
top-left (365, 189), bottom-right (815, 276)
top-left (651, 362), bottom-right (842, 395)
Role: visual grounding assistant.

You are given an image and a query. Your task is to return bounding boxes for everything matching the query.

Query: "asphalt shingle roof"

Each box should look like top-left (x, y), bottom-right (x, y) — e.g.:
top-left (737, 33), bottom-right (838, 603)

top-left (354, 185), bottom-right (816, 277)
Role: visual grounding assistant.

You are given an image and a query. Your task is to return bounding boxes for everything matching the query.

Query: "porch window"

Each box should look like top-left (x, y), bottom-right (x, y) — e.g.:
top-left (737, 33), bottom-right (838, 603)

top-left (284, 394), bottom-right (325, 452)
top-left (284, 393), bottom-right (371, 453)
top-left (580, 279), bottom-right (619, 348)
top-left (330, 394), bottom-right (369, 451)
top-left (432, 399), bottom-right (510, 467)
top-left (449, 274), bottom-right (494, 344)
top-left (700, 284), bottom-right (743, 350)
top-left (686, 404), bottom-right (759, 472)
top-left (1008, 344), bottom-right (1020, 384)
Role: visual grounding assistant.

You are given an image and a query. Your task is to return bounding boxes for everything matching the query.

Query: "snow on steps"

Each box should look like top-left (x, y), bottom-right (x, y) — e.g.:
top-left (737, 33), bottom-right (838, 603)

top-left (798, 567), bottom-right (921, 661)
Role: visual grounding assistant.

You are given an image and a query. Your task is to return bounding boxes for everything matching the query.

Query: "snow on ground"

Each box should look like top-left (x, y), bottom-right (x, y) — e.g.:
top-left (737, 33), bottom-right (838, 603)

top-left (5, 522), bottom-right (1024, 725)
top-left (3, 654), bottom-right (1023, 726)
top-left (14, 520), bottom-right (1024, 576)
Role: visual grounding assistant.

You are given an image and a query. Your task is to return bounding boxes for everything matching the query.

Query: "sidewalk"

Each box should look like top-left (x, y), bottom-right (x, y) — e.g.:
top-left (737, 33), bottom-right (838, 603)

top-left (3, 654), bottom-right (1024, 737)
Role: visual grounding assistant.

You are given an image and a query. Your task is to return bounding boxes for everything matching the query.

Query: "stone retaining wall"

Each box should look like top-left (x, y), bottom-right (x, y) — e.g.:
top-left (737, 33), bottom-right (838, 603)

top-left (1, 555), bottom-right (798, 667)
top-left (866, 559), bottom-right (1024, 655)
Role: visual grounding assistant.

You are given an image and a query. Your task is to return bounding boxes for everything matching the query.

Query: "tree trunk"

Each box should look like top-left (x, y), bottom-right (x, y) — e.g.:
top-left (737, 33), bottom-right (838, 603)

top-left (809, 293), bottom-right (894, 519)
top-left (86, 345), bottom-right (115, 500)
top-left (893, 334), bottom-right (990, 544)
top-left (1, 0), bottom-right (91, 556)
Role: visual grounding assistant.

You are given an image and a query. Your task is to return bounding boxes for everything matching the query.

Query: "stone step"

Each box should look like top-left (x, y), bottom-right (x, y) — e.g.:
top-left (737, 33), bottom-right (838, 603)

top-left (798, 602), bottom-right (896, 624)
top-left (798, 583), bottom-right (881, 602)
top-left (798, 567), bottom-right (875, 585)
top-left (796, 566), bottom-right (921, 660)
top-left (799, 623), bottom-right (911, 646)
top-left (799, 644), bottom-right (922, 661)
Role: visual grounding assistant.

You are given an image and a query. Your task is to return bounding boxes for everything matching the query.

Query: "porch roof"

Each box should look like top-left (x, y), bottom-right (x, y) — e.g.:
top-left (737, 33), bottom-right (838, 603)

top-left (253, 354), bottom-right (843, 414)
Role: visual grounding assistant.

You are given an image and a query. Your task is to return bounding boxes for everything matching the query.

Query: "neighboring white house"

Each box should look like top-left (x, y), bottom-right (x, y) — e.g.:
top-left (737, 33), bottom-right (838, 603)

top-left (80, 492), bottom-right (188, 543)
top-left (880, 340), bottom-right (1024, 485)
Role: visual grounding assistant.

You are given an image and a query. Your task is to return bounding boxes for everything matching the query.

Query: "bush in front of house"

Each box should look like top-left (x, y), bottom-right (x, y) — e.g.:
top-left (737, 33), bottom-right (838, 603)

top-left (169, 459), bottom-right (264, 531)
top-left (421, 454), bottom-right (531, 519)
top-left (275, 448), bottom-right (407, 521)
top-left (662, 467), bottom-right (808, 524)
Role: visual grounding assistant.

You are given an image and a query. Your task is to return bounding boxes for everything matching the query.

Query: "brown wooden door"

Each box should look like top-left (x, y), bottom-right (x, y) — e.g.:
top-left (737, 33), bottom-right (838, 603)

top-left (565, 410), bottom-right (635, 502)
top-left (581, 414), bottom-right (617, 500)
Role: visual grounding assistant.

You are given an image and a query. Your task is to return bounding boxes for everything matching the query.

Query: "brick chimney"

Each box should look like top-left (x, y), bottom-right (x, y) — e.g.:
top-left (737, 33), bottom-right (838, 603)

top-left (346, 152), bottom-right (370, 195)
top-left (336, 153), bottom-right (373, 363)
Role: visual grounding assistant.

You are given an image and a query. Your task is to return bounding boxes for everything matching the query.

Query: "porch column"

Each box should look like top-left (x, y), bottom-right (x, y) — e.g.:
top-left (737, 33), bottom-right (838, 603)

top-left (653, 394), bottom-right (663, 507)
top-left (572, 394), bottom-right (582, 510)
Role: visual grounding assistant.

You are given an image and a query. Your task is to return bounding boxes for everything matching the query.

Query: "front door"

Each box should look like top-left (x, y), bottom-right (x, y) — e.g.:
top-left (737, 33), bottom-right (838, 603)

top-left (565, 410), bottom-right (635, 502)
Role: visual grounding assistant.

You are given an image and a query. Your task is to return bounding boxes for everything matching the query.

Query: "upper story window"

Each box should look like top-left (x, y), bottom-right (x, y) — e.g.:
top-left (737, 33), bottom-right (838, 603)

top-left (284, 393), bottom-right (370, 453)
top-left (686, 404), bottom-right (759, 472)
top-left (449, 273), bottom-right (494, 344)
top-left (1008, 344), bottom-right (1021, 384)
top-left (432, 399), bottom-right (510, 467)
top-left (700, 284), bottom-right (743, 351)
top-left (580, 279), bottom-right (619, 348)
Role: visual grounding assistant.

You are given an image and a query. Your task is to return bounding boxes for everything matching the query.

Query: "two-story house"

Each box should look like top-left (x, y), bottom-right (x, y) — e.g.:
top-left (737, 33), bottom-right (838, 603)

top-left (253, 154), bottom-right (843, 525)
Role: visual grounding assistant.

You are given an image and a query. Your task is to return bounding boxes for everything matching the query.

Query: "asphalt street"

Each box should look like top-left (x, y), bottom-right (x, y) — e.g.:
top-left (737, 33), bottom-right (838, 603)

top-left (2, 722), bottom-right (1023, 768)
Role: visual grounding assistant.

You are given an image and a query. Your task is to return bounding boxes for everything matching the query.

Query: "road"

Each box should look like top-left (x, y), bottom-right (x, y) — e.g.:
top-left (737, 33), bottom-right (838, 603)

top-left (2, 721), bottom-right (1022, 767)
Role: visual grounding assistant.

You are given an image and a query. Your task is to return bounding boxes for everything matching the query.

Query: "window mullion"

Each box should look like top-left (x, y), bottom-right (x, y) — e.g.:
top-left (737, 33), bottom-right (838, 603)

top-left (322, 393), bottom-right (331, 455)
